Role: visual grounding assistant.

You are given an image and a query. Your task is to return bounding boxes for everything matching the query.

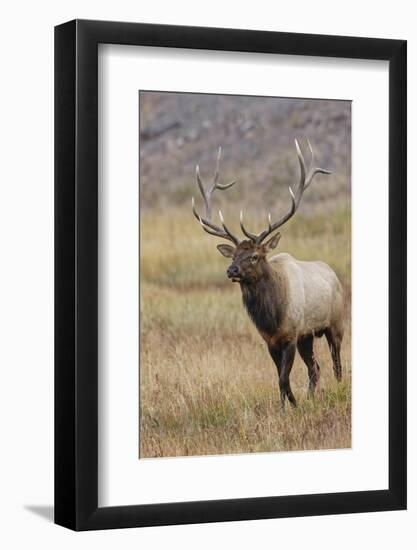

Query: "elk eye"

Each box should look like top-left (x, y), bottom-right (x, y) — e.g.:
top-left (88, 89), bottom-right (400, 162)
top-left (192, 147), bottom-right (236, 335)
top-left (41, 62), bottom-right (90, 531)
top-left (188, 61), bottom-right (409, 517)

top-left (251, 254), bottom-right (259, 263)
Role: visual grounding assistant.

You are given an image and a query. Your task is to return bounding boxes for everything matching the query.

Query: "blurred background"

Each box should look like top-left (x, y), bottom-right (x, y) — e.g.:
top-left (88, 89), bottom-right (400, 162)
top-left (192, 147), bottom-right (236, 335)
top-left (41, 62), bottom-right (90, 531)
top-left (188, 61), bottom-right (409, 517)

top-left (139, 92), bottom-right (351, 459)
top-left (140, 92), bottom-right (351, 215)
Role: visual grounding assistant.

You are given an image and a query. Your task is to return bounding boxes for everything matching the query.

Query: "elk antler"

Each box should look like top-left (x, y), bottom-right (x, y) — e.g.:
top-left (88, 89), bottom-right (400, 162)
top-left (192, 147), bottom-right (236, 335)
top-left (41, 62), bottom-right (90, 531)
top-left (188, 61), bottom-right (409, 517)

top-left (192, 147), bottom-right (241, 245)
top-left (239, 139), bottom-right (331, 244)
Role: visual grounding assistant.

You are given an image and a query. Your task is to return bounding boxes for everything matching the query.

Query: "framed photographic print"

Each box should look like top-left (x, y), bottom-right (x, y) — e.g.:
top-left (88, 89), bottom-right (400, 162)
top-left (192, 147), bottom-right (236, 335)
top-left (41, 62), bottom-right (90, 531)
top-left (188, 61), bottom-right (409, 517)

top-left (55, 20), bottom-right (406, 530)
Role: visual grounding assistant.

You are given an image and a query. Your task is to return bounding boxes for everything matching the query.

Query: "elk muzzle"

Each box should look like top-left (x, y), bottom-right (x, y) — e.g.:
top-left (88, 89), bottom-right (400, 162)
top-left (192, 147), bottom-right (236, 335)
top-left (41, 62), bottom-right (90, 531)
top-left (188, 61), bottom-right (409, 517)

top-left (227, 264), bottom-right (241, 282)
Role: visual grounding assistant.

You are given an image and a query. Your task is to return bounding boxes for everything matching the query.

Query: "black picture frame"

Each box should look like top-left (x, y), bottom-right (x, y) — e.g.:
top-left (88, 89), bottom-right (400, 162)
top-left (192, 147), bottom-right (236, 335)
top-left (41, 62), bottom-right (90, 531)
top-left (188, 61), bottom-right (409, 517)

top-left (55, 19), bottom-right (407, 531)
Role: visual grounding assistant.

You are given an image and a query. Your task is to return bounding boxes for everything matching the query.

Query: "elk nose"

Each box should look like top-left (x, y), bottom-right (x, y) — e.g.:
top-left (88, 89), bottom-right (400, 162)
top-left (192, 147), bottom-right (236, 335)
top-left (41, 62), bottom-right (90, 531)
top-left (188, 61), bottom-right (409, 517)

top-left (227, 265), bottom-right (239, 278)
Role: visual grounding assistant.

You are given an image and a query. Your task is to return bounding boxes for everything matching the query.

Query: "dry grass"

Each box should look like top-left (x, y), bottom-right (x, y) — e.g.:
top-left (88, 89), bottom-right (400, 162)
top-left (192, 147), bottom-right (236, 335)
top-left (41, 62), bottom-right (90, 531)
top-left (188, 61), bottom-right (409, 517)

top-left (140, 208), bottom-right (351, 458)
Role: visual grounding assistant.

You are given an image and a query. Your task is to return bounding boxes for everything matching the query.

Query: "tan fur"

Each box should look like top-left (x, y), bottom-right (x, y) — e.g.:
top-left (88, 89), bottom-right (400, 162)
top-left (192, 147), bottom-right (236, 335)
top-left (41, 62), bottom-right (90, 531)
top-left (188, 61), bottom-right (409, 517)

top-left (268, 252), bottom-right (344, 341)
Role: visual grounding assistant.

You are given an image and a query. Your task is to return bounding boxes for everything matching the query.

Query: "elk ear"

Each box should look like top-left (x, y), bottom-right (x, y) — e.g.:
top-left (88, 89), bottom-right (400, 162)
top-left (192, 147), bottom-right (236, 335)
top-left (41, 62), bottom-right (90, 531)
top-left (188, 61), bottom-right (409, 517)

top-left (217, 244), bottom-right (235, 258)
top-left (265, 232), bottom-right (281, 251)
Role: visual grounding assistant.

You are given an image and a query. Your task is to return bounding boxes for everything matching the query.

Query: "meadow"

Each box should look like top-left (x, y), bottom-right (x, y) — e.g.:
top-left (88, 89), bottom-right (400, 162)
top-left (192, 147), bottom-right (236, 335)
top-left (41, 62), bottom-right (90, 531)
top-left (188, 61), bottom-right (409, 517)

top-left (139, 207), bottom-right (351, 458)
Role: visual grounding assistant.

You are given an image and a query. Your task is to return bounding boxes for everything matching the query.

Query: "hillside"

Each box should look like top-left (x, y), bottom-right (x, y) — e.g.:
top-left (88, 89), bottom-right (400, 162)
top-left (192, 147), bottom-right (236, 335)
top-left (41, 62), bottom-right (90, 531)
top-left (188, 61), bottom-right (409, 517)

top-left (139, 91), bottom-right (351, 217)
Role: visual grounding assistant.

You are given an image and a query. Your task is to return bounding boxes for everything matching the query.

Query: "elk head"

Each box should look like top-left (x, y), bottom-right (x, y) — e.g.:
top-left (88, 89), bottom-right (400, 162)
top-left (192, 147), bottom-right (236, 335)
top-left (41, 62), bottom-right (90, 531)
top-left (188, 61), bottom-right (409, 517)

top-left (192, 140), bottom-right (331, 285)
top-left (217, 237), bottom-right (281, 284)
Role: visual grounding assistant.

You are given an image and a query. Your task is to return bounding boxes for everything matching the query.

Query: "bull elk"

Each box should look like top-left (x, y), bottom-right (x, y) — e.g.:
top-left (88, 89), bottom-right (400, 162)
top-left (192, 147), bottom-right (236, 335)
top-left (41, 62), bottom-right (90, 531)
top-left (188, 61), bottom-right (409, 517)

top-left (192, 140), bottom-right (344, 410)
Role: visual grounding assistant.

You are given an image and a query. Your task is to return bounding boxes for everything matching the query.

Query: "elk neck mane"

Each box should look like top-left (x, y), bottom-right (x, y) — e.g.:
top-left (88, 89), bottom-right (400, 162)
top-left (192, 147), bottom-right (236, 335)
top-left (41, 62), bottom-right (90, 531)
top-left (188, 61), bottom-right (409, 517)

top-left (240, 261), bottom-right (287, 337)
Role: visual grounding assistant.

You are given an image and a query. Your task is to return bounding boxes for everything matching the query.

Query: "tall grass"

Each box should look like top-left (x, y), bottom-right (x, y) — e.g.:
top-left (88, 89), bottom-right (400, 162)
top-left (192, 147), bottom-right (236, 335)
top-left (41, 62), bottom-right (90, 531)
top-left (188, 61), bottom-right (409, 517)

top-left (140, 207), bottom-right (351, 458)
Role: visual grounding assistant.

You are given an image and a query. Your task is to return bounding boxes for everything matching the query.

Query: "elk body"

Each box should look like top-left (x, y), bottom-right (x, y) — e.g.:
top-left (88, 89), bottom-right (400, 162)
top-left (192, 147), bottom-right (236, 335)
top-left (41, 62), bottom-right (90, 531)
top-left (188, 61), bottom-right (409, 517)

top-left (192, 140), bottom-right (344, 410)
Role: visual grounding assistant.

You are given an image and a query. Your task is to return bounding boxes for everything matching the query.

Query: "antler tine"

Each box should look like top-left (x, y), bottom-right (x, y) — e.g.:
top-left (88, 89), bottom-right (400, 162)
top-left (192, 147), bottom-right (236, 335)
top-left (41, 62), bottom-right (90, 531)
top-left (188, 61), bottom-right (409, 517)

top-left (192, 148), bottom-right (240, 245)
top-left (212, 147), bottom-right (238, 191)
top-left (198, 217), bottom-right (233, 239)
top-left (213, 146), bottom-right (221, 186)
top-left (195, 165), bottom-right (210, 217)
top-left (192, 204), bottom-right (238, 241)
top-left (252, 139), bottom-right (330, 244)
top-left (219, 210), bottom-right (240, 243)
top-left (305, 166), bottom-right (332, 190)
top-left (294, 138), bottom-right (307, 202)
top-left (307, 138), bottom-right (314, 164)
top-left (191, 197), bottom-right (233, 235)
top-left (215, 179), bottom-right (237, 191)
top-left (267, 212), bottom-right (272, 232)
top-left (239, 211), bottom-right (260, 241)
top-left (238, 185), bottom-right (296, 244)
top-left (298, 138), bottom-right (331, 191)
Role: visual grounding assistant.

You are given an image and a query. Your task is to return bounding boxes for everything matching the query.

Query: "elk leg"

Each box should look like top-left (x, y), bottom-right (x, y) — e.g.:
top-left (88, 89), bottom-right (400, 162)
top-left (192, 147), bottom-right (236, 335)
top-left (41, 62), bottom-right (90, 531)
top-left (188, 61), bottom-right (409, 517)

top-left (325, 328), bottom-right (342, 381)
top-left (269, 343), bottom-right (297, 410)
top-left (281, 343), bottom-right (297, 408)
top-left (297, 336), bottom-right (320, 395)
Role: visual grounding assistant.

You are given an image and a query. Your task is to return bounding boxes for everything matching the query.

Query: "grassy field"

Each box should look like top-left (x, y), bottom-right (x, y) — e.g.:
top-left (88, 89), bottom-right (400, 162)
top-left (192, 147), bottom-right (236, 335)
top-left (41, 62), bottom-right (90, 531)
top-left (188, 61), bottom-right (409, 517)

top-left (139, 207), bottom-right (351, 458)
